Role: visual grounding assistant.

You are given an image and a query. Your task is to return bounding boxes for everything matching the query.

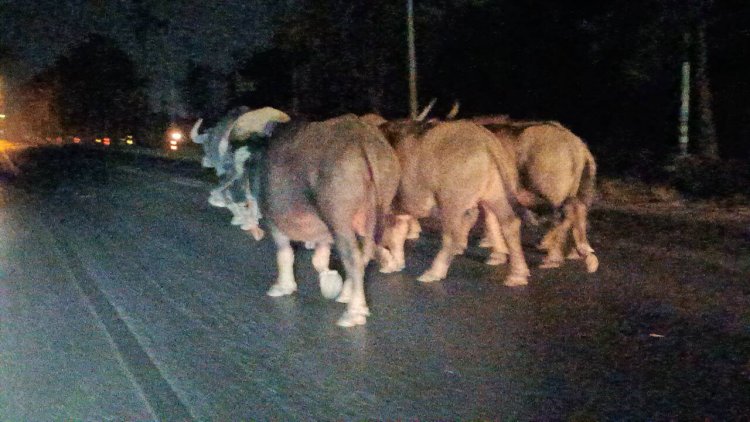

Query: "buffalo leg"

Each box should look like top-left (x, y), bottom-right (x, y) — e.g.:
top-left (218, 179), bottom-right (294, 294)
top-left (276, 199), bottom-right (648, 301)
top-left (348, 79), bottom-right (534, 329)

top-left (312, 243), bottom-right (344, 300)
top-left (341, 208), bottom-right (377, 304)
top-left (570, 200), bottom-right (599, 272)
top-left (484, 200), bottom-right (529, 286)
top-left (361, 207), bottom-right (378, 265)
top-left (333, 230), bottom-right (369, 327)
top-left (379, 215), bottom-right (410, 274)
top-left (539, 205), bottom-right (574, 269)
top-left (406, 217), bottom-right (422, 240)
top-left (478, 208), bottom-right (494, 248)
top-left (482, 209), bottom-right (509, 265)
top-left (537, 209), bottom-right (564, 251)
top-left (267, 228), bottom-right (297, 297)
top-left (417, 207), bottom-right (474, 282)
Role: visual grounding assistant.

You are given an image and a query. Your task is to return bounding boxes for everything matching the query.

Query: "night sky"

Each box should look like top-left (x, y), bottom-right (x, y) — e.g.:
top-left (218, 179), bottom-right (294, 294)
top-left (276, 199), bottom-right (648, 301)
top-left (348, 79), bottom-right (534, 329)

top-left (0, 0), bottom-right (282, 112)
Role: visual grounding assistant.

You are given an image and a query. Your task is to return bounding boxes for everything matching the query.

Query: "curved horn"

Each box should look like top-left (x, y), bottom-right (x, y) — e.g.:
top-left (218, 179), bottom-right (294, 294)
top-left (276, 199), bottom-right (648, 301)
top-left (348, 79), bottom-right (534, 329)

top-left (231, 107), bottom-right (291, 140)
top-left (445, 101), bottom-right (460, 120)
top-left (190, 118), bottom-right (206, 144)
top-left (415, 98), bottom-right (437, 121)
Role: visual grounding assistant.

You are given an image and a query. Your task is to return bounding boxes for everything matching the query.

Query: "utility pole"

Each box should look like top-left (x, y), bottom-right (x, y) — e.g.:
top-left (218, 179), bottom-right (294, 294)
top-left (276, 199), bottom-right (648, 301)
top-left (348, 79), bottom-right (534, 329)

top-left (407, 0), bottom-right (418, 119)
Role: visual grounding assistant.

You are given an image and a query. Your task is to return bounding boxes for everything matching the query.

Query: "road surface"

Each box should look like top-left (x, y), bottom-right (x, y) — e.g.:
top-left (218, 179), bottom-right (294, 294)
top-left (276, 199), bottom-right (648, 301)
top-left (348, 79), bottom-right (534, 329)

top-left (1, 145), bottom-right (748, 420)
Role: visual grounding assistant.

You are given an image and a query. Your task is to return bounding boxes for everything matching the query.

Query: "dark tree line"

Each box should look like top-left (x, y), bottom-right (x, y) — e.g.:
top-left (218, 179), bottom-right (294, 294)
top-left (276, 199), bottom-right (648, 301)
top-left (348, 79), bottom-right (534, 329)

top-left (11, 1), bottom-right (750, 175)
top-left (11, 34), bottom-right (162, 144)
top-left (222, 0), bottom-right (749, 172)
top-left (53, 34), bottom-right (151, 138)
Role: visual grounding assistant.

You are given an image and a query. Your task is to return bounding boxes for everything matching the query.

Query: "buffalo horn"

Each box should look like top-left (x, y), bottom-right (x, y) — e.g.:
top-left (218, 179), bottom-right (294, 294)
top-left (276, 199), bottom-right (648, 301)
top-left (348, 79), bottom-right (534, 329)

top-left (190, 118), bottom-right (206, 144)
top-left (415, 98), bottom-right (437, 121)
top-left (446, 101), bottom-right (460, 119)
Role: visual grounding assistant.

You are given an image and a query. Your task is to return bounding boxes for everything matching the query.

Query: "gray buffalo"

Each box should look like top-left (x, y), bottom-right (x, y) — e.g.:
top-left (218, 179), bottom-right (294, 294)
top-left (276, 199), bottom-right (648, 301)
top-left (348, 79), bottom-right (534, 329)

top-left (376, 118), bottom-right (530, 286)
top-left (223, 110), bottom-right (400, 327)
top-left (190, 106), bottom-right (265, 239)
top-left (480, 119), bottom-right (599, 273)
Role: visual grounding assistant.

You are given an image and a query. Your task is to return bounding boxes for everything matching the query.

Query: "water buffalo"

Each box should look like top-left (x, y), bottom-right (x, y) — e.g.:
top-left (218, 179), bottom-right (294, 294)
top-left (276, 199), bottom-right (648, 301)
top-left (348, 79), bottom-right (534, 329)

top-left (225, 110), bottom-right (400, 327)
top-left (376, 118), bottom-right (530, 286)
top-left (190, 106), bottom-right (266, 239)
top-left (480, 119), bottom-right (599, 273)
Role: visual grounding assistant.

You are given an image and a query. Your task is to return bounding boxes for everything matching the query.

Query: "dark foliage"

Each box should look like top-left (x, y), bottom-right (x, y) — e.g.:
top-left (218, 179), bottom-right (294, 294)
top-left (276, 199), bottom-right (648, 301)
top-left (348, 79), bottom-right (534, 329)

top-left (51, 34), bottom-right (151, 140)
top-left (228, 0), bottom-right (748, 178)
top-left (670, 155), bottom-right (750, 198)
top-left (182, 63), bottom-right (230, 123)
top-left (8, 2), bottom-right (748, 190)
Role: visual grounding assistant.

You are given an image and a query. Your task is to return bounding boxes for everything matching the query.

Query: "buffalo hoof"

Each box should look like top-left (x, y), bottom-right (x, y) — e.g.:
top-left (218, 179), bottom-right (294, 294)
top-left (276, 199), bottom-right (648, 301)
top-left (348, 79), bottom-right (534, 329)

top-left (485, 252), bottom-right (508, 266)
top-left (478, 237), bottom-right (492, 248)
top-left (417, 270), bottom-right (445, 283)
top-left (378, 249), bottom-right (404, 274)
top-left (208, 191), bottom-right (228, 208)
top-left (539, 259), bottom-right (562, 269)
top-left (504, 273), bottom-right (529, 287)
top-left (319, 270), bottom-right (343, 300)
top-left (267, 283), bottom-right (296, 297)
top-left (245, 226), bottom-right (265, 241)
top-left (539, 250), bottom-right (564, 268)
top-left (585, 254), bottom-right (599, 273)
top-left (336, 310), bottom-right (368, 327)
top-left (379, 261), bottom-right (405, 274)
top-left (336, 279), bottom-right (353, 303)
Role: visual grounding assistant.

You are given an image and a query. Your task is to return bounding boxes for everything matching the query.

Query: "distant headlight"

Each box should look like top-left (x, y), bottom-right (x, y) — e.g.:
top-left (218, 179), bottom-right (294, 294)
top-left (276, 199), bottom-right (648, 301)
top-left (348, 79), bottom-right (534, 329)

top-left (170, 131), bottom-right (183, 141)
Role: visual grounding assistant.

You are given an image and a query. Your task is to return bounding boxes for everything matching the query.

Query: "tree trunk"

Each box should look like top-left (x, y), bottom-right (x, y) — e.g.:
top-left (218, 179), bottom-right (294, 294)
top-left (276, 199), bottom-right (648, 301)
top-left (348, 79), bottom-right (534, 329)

top-left (694, 18), bottom-right (719, 159)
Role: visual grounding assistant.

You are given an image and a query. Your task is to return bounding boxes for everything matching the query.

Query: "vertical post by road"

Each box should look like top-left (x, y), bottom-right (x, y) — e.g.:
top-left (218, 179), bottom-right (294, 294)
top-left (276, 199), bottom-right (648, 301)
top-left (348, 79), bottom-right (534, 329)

top-left (679, 61), bottom-right (690, 157)
top-left (407, 0), bottom-right (418, 119)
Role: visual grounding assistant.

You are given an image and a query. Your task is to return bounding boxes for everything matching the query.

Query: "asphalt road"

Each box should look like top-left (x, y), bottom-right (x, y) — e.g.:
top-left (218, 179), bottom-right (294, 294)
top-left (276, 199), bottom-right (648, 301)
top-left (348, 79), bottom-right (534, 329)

top-left (1, 145), bottom-right (749, 420)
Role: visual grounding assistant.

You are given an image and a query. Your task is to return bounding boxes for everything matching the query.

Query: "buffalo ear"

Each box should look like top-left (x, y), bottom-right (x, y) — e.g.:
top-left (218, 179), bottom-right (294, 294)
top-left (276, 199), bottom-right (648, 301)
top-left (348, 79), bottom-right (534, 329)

top-left (231, 107), bottom-right (291, 140)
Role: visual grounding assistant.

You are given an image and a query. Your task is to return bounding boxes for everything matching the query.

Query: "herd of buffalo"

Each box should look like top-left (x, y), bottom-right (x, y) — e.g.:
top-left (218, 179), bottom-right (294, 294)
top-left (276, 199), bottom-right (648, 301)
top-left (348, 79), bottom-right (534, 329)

top-left (190, 102), bottom-right (598, 327)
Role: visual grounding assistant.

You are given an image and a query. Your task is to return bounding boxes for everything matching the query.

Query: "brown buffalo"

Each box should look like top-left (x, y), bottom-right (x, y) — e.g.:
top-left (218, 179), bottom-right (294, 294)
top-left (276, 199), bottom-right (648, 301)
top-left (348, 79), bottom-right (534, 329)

top-left (227, 110), bottom-right (400, 327)
top-left (377, 118), bottom-right (530, 286)
top-left (480, 119), bottom-right (599, 272)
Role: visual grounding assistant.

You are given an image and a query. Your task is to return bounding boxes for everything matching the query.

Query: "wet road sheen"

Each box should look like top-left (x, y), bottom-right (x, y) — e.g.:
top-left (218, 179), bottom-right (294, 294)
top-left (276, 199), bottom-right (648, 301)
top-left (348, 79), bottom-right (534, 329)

top-left (1, 151), bottom-right (748, 420)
